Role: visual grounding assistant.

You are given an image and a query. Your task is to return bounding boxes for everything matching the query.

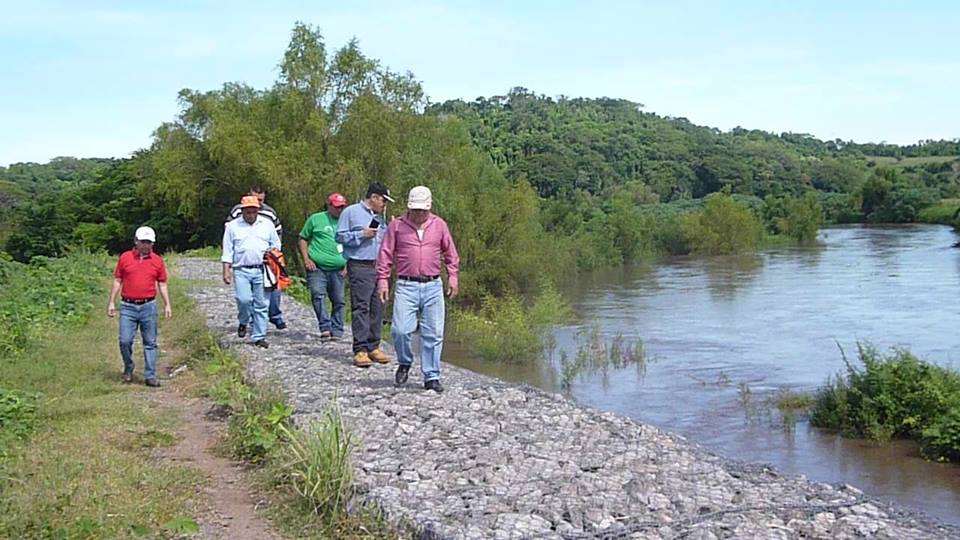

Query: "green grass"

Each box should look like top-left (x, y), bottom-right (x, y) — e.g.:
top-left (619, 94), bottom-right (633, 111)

top-left (0, 270), bottom-right (203, 538)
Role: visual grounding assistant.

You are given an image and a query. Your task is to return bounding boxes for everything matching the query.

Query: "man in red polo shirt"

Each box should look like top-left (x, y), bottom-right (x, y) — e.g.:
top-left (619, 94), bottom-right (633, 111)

top-left (106, 226), bottom-right (173, 387)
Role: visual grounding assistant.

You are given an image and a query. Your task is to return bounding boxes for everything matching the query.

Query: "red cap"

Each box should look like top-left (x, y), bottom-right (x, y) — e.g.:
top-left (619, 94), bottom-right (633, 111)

top-left (327, 193), bottom-right (347, 208)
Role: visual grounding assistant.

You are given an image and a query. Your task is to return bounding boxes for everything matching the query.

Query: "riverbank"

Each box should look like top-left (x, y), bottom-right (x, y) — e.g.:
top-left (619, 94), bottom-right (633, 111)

top-left (179, 257), bottom-right (957, 539)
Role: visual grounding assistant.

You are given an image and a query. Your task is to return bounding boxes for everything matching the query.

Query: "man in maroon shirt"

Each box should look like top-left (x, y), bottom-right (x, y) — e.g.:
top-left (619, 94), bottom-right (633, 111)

top-left (107, 226), bottom-right (173, 387)
top-left (377, 186), bottom-right (460, 393)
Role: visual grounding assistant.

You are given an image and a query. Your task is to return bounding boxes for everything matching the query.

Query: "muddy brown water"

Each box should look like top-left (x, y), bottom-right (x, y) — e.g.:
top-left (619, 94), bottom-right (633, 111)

top-left (446, 224), bottom-right (960, 526)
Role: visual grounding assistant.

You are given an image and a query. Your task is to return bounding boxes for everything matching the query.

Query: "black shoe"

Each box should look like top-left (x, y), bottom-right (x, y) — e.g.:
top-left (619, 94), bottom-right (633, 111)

top-left (273, 320), bottom-right (287, 330)
top-left (395, 365), bottom-right (410, 386)
top-left (254, 340), bottom-right (269, 349)
top-left (319, 330), bottom-right (332, 342)
top-left (122, 371), bottom-right (133, 384)
top-left (424, 379), bottom-right (444, 393)
top-left (238, 324), bottom-right (247, 338)
top-left (145, 378), bottom-right (161, 388)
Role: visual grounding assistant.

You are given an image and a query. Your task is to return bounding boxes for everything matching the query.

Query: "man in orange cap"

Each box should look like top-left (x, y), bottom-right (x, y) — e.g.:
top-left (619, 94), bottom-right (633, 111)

top-left (226, 185), bottom-right (286, 329)
top-left (298, 192), bottom-right (348, 341)
top-left (222, 195), bottom-right (281, 348)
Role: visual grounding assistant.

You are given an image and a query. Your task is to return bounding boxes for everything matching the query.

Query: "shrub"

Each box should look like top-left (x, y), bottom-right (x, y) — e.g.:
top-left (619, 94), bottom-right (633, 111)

top-left (228, 394), bottom-right (294, 462)
top-left (811, 343), bottom-right (960, 462)
top-left (819, 192), bottom-right (862, 223)
top-left (451, 294), bottom-right (540, 363)
top-left (201, 335), bottom-right (294, 461)
top-left (921, 407), bottom-right (960, 462)
top-left (451, 283), bottom-right (572, 363)
top-left (779, 193), bottom-right (823, 243)
top-left (679, 192), bottom-right (762, 254)
top-left (917, 201), bottom-right (960, 225)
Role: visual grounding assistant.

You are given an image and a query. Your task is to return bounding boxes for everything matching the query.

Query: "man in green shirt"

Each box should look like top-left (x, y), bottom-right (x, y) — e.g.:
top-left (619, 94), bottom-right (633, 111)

top-left (298, 193), bottom-right (348, 341)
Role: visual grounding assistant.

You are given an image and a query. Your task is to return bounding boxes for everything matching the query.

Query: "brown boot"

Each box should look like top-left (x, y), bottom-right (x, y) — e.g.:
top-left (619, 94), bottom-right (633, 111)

top-left (353, 351), bottom-right (372, 368)
top-left (368, 348), bottom-right (390, 364)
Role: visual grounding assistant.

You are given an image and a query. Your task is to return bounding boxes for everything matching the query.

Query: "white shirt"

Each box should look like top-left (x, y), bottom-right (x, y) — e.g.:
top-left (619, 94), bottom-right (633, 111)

top-left (221, 216), bottom-right (281, 267)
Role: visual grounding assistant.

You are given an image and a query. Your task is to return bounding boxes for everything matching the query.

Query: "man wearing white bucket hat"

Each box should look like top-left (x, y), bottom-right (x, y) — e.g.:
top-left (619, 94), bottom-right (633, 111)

top-left (377, 185), bottom-right (460, 393)
top-left (106, 226), bottom-right (172, 387)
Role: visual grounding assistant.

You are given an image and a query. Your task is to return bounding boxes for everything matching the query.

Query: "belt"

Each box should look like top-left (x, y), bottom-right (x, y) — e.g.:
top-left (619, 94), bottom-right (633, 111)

top-left (122, 297), bottom-right (155, 305)
top-left (348, 259), bottom-right (376, 266)
top-left (236, 264), bottom-right (263, 269)
top-left (398, 275), bottom-right (439, 283)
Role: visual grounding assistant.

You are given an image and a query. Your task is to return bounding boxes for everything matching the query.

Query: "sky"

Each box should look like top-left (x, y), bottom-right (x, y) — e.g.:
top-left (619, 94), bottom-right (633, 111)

top-left (1, 0), bottom-right (958, 167)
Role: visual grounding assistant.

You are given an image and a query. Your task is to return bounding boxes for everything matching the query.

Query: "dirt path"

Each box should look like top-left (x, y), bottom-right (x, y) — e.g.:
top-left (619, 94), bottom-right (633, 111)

top-left (154, 380), bottom-right (283, 540)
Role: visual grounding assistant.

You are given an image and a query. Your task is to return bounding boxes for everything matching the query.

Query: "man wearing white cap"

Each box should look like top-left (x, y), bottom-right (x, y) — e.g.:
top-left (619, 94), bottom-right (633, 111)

top-left (377, 185), bottom-right (460, 393)
top-left (106, 226), bottom-right (173, 387)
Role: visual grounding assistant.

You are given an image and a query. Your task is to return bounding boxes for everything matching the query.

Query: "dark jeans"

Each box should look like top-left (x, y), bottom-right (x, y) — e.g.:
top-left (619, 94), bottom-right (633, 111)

top-left (347, 260), bottom-right (383, 353)
top-left (307, 268), bottom-right (345, 335)
top-left (268, 287), bottom-right (284, 325)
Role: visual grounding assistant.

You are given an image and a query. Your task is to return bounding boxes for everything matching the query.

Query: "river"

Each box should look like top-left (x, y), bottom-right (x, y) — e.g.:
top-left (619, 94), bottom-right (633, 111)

top-left (446, 224), bottom-right (960, 525)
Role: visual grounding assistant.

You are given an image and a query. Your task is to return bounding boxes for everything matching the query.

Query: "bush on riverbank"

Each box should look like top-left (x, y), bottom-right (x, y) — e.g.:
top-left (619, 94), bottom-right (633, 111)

top-left (451, 282), bottom-right (572, 363)
top-left (810, 343), bottom-right (960, 462)
top-left (917, 199), bottom-right (960, 227)
top-left (679, 192), bottom-right (763, 254)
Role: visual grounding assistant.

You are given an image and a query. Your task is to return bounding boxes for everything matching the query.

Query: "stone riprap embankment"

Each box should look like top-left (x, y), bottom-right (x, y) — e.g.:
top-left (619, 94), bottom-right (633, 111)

top-left (178, 259), bottom-right (956, 540)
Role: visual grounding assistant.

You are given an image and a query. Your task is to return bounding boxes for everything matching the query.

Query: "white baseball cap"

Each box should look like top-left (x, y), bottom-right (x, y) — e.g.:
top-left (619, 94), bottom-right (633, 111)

top-left (407, 185), bottom-right (432, 210)
top-left (135, 226), bottom-right (157, 243)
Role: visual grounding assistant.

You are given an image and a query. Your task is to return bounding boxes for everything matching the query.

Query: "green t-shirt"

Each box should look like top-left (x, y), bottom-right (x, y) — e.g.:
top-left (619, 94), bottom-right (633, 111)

top-left (299, 211), bottom-right (346, 271)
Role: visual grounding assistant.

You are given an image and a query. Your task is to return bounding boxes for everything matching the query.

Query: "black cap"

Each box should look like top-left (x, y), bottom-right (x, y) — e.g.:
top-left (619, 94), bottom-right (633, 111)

top-left (366, 182), bottom-right (395, 203)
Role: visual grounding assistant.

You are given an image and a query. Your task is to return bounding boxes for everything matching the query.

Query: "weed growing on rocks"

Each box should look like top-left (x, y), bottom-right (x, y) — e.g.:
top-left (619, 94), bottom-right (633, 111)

top-left (276, 400), bottom-right (354, 528)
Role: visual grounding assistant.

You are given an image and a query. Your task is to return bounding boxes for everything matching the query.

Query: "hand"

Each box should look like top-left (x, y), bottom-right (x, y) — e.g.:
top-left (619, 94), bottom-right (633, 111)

top-left (378, 288), bottom-right (389, 303)
top-left (447, 284), bottom-right (459, 299)
top-left (339, 268), bottom-right (347, 277)
top-left (164, 305), bottom-right (173, 319)
top-left (362, 227), bottom-right (377, 238)
top-left (223, 269), bottom-right (233, 285)
top-left (304, 259), bottom-right (318, 272)
top-left (107, 304), bottom-right (116, 318)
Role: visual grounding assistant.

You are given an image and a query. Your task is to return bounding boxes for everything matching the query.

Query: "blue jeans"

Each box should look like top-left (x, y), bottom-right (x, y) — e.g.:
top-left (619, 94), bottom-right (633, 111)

top-left (391, 279), bottom-right (445, 381)
top-left (268, 287), bottom-right (284, 326)
top-left (119, 300), bottom-right (158, 380)
top-left (307, 268), bottom-right (345, 335)
top-left (235, 266), bottom-right (268, 342)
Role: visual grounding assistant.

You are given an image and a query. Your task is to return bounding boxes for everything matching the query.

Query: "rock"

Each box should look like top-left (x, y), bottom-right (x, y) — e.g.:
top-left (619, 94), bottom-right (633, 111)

top-left (178, 258), bottom-right (958, 540)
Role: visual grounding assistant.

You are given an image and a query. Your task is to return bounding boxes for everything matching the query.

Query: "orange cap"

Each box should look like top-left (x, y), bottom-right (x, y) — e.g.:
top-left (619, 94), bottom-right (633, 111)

top-left (240, 195), bottom-right (261, 208)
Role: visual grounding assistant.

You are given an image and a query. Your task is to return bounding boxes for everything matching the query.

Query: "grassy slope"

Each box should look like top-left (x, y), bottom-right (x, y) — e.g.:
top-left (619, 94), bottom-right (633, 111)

top-left (0, 283), bottom-right (204, 539)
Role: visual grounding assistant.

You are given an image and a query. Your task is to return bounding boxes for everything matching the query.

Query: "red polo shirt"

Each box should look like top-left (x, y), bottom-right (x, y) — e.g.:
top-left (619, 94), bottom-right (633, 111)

top-left (114, 250), bottom-right (168, 300)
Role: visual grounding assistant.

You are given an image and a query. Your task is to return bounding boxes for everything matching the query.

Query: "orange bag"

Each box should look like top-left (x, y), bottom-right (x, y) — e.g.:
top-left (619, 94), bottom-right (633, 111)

top-left (263, 248), bottom-right (291, 291)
